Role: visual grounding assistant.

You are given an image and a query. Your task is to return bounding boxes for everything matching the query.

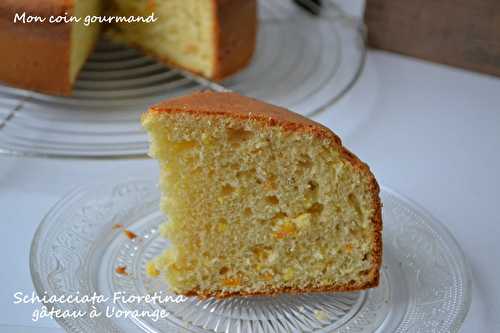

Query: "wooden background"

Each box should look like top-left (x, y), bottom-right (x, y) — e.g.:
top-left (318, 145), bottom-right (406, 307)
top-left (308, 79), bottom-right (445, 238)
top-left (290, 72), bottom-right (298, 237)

top-left (364, 0), bottom-right (500, 77)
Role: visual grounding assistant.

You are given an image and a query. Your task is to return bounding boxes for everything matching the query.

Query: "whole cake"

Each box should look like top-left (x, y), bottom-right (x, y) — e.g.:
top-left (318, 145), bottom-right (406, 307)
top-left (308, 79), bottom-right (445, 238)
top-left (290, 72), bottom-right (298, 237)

top-left (142, 91), bottom-right (382, 298)
top-left (0, 0), bottom-right (257, 95)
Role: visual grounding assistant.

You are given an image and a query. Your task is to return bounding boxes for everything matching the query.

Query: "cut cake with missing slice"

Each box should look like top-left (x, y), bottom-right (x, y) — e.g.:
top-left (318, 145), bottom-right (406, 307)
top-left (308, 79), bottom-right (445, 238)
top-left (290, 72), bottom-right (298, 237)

top-left (142, 91), bottom-right (382, 298)
top-left (0, 0), bottom-right (256, 95)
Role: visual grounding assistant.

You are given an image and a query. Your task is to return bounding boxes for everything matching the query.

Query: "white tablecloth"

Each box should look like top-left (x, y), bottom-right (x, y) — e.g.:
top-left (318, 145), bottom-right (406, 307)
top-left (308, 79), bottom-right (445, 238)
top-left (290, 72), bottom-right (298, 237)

top-left (1, 51), bottom-right (499, 332)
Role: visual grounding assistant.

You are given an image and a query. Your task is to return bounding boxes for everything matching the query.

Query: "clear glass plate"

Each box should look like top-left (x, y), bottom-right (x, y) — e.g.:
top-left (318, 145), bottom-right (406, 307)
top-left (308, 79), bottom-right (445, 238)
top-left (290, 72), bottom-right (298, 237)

top-left (30, 180), bottom-right (471, 333)
top-left (0, 0), bottom-right (366, 158)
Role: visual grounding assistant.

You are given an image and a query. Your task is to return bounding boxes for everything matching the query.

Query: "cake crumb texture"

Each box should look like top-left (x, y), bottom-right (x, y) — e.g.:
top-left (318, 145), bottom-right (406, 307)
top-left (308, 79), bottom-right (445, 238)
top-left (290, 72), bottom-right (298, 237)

top-left (142, 91), bottom-right (382, 298)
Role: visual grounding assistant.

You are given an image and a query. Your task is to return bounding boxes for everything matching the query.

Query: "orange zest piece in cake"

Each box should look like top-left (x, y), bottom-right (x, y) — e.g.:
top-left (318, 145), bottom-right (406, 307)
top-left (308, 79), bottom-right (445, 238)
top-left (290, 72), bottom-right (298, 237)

top-left (184, 44), bottom-right (199, 54)
top-left (274, 223), bottom-right (297, 239)
top-left (260, 272), bottom-right (274, 281)
top-left (222, 278), bottom-right (241, 287)
top-left (112, 223), bottom-right (123, 229)
top-left (116, 266), bottom-right (128, 276)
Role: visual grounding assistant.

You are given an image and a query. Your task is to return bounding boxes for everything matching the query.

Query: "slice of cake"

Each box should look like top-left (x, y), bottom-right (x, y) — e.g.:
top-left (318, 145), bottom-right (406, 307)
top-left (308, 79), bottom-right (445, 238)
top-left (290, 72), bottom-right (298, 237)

top-left (0, 0), bottom-right (256, 95)
top-left (142, 91), bottom-right (382, 298)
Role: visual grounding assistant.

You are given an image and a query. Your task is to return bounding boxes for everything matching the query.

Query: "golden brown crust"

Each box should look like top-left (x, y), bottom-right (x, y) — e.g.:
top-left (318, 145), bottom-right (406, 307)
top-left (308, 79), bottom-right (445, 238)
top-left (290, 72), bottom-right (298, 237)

top-left (121, 0), bottom-right (257, 81)
top-left (211, 0), bottom-right (257, 80)
top-left (147, 91), bottom-right (383, 298)
top-left (185, 278), bottom-right (380, 299)
top-left (149, 91), bottom-right (338, 142)
top-left (0, 0), bottom-right (74, 95)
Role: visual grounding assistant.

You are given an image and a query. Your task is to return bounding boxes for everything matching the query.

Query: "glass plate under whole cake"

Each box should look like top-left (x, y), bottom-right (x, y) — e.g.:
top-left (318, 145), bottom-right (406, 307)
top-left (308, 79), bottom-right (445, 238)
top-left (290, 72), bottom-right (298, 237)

top-left (30, 180), bottom-right (471, 333)
top-left (0, 0), bottom-right (366, 159)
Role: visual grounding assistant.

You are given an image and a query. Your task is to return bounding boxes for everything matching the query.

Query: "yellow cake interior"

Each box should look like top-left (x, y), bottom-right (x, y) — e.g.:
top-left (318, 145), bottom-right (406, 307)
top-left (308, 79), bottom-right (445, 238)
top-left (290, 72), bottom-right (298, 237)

top-left (106, 0), bottom-right (215, 77)
top-left (68, 0), bottom-right (221, 84)
top-left (142, 111), bottom-right (379, 296)
top-left (69, 0), bottom-right (102, 82)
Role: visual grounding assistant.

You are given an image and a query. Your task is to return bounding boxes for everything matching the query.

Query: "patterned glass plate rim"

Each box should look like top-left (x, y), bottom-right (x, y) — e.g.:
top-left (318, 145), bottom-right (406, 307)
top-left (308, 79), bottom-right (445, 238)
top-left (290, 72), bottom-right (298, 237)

top-left (0, 0), bottom-right (366, 159)
top-left (30, 180), bottom-right (472, 333)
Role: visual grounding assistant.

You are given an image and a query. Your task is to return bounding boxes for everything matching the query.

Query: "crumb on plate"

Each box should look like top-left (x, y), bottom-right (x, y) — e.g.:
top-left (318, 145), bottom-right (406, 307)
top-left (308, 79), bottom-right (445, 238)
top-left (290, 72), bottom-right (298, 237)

top-left (116, 266), bottom-right (128, 276)
top-left (314, 309), bottom-right (329, 321)
top-left (123, 229), bottom-right (138, 240)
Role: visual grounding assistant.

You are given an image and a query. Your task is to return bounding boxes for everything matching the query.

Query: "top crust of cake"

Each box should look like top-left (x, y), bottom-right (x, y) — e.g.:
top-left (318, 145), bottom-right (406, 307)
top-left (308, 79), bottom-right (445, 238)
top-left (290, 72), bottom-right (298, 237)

top-left (0, 0), bottom-right (74, 94)
top-left (146, 91), bottom-right (383, 298)
top-left (150, 91), bottom-right (338, 141)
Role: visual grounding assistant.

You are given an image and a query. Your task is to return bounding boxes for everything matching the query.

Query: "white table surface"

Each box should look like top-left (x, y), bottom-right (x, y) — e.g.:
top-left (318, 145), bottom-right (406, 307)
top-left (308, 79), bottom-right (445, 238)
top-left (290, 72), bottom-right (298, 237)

top-left (0, 50), bottom-right (499, 332)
